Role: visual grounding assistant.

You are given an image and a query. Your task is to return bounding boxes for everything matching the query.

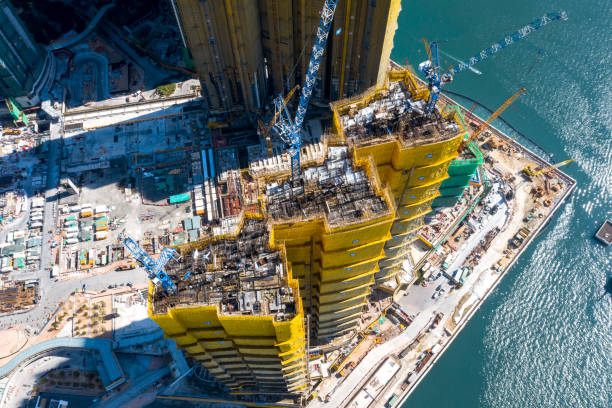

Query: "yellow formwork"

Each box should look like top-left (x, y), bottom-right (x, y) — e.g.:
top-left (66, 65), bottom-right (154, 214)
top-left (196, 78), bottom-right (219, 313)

top-left (148, 69), bottom-right (472, 390)
top-left (399, 179), bottom-right (444, 206)
top-left (148, 251), bottom-right (307, 392)
top-left (385, 230), bottom-right (419, 249)
top-left (397, 197), bottom-right (438, 221)
top-left (316, 270), bottom-right (375, 294)
top-left (384, 244), bottom-right (411, 260)
top-left (317, 312), bottom-right (361, 329)
top-left (318, 290), bottom-right (368, 314)
top-left (317, 257), bottom-right (380, 283)
top-left (316, 302), bottom-right (365, 323)
top-left (319, 238), bottom-right (387, 269)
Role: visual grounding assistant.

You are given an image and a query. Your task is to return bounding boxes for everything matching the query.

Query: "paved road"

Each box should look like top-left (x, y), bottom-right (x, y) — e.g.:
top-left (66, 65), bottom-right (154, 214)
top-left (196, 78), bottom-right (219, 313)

top-left (312, 312), bottom-right (435, 408)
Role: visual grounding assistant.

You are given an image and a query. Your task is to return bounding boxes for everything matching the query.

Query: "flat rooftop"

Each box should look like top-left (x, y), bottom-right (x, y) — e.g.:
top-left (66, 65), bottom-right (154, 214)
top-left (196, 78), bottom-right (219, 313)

top-left (338, 81), bottom-right (461, 148)
top-left (152, 219), bottom-right (297, 320)
top-left (265, 147), bottom-right (390, 228)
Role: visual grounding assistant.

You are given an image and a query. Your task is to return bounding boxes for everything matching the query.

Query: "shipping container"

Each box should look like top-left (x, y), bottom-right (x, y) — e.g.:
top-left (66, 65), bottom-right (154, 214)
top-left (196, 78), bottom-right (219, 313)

top-left (169, 193), bottom-right (191, 204)
top-left (94, 216), bottom-right (109, 224)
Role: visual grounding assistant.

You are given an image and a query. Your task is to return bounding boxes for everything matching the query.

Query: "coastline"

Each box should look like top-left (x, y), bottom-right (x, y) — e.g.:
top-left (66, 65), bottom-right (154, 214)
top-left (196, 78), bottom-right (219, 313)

top-left (389, 91), bottom-right (576, 407)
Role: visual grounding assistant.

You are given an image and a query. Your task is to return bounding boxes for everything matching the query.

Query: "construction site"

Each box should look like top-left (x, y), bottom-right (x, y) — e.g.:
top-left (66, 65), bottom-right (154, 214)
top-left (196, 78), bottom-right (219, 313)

top-left (0, 1), bottom-right (578, 407)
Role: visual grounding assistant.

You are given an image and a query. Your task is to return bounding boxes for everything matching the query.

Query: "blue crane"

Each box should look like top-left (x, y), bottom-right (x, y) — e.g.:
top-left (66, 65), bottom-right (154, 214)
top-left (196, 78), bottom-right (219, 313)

top-left (420, 11), bottom-right (567, 115)
top-left (271, 0), bottom-right (338, 181)
top-left (123, 236), bottom-right (179, 294)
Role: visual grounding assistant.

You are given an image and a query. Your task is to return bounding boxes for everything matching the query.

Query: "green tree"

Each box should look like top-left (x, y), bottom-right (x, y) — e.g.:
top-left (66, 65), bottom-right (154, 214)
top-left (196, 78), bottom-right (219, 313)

top-left (156, 83), bottom-right (176, 96)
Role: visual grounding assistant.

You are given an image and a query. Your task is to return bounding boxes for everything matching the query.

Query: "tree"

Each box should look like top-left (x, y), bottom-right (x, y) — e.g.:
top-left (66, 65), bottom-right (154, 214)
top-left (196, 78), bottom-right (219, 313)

top-left (156, 83), bottom-right (176, 96)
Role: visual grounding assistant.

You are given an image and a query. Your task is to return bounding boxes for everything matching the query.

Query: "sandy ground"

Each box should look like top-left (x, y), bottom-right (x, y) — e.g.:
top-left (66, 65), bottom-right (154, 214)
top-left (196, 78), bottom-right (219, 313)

top-left (0, 329), bottom-right (30, 364)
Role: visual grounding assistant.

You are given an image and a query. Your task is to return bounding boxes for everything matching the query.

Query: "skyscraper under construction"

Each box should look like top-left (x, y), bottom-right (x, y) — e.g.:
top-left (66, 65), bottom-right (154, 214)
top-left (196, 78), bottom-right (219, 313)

top-left (148, 68), bottom-right (468, 394)
top-left (170, 0), bottom-right (401, 114)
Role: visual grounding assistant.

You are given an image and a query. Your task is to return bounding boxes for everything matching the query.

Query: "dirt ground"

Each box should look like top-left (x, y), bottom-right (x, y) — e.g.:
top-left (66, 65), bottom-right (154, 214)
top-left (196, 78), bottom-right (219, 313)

top-left (0, 329), bottom-right (30, 364)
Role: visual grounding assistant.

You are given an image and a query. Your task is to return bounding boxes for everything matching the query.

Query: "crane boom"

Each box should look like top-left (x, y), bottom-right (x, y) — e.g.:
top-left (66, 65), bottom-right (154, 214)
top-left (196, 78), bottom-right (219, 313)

top-left (463, 88), bottom-right (526, 147)
top-left (447, 11), bottom-right (567, 78)
top-left (123, 236), bottom-right (178, 294)
top-left (420, 11), bottom-right (566, 115)
top-left (533, 159), bottom-right (574, 176)
top-left (271, 0), bottom-right (338, 180)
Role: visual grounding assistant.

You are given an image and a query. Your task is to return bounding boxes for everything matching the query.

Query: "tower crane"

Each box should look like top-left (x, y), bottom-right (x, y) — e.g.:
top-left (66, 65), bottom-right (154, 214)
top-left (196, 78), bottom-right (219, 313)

top-left (257, 84), bottom-right (300, 157)
top-left (270, 0), bottom-right (338, 181)
top-left (462, 88), bottom-right (527, 148)
top-left (419, 11), bottom-right (567, 115)
top-left (122, 236), bottom-right (181, 294)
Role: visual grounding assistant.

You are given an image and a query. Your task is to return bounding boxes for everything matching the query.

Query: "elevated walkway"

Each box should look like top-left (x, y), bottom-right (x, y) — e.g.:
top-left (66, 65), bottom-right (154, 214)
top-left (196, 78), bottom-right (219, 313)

top-left (0, 338), bottom-right (125, 391)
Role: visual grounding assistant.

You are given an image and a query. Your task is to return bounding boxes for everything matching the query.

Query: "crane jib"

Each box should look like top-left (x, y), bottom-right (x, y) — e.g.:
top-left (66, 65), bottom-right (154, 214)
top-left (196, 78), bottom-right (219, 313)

top-left (448, 12), bottom-right (567, 77)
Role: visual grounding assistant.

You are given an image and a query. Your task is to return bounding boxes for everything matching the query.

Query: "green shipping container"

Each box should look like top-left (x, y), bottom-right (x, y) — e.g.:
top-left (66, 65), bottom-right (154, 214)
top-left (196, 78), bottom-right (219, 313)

top-left (169, 193), bottom-right (190, 204)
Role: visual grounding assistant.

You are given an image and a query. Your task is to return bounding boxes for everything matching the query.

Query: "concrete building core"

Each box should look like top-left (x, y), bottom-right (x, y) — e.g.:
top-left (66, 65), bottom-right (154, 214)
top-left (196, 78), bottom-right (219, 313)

top-left (148, 70), bottom-right (467, 394)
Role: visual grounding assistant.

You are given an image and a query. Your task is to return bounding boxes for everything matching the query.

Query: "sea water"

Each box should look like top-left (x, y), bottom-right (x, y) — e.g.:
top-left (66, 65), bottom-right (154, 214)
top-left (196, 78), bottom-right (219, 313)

top-left (393, 0), bottom-right (611, 407)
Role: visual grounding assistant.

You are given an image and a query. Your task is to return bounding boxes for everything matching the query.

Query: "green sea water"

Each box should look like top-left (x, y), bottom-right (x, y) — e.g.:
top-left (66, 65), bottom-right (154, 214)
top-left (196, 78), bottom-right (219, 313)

top-left (391, 1), bottom-right (611, 407)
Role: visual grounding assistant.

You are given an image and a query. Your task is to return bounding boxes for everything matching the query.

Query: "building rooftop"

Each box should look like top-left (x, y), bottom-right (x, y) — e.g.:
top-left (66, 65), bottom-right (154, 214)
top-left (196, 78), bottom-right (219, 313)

top-left (265, 147), bottom-right (390, 228)
top-left (337, 81), bottom-right (461, 148)
top-left (152, 219), bottom-right (297, 320)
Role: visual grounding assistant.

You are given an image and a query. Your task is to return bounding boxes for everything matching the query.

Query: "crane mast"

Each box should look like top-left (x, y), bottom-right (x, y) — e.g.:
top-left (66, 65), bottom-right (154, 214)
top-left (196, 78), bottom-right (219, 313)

top-left (271, 0), bottom-right (338, 181)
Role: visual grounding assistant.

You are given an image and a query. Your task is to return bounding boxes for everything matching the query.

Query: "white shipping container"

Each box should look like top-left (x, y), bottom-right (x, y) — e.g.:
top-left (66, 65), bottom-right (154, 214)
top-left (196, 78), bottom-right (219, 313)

top-left (95, 205), bottom-right (108, 214)
top-left (66, 238), bottom-right (79, 245)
